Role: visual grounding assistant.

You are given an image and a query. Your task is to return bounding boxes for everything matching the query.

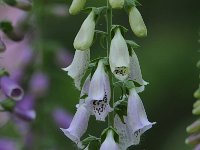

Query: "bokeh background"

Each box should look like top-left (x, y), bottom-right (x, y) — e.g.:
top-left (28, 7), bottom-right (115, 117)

top-left (0, 0), bottom-right (200, 150)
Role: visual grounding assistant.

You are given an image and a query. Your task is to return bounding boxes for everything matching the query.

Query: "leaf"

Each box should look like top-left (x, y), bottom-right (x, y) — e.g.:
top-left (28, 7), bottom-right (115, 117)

top-left (0, 21), bottom-right (13, 33)
top-left (126, 40), bottom-right (140, 49)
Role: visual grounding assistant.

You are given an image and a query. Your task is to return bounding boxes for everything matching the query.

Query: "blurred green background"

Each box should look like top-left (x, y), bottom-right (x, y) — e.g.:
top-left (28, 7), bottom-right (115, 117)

top-left (1, 0), bottom-right (200, 149)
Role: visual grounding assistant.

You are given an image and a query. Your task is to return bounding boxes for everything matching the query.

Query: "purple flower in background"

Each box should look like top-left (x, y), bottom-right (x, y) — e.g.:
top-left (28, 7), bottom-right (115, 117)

top-left (14, 95), bottom-right (36, 121)
top-left (29, 72), bottom-right (49, 97)
top-left (0, 76), bottom-right (24, 101)
top-left (0, 138), bottom-right (17, 150)
top-left (55, 48), bottom-right (73, 68)
top-left (52, 108), bottom-right (73, 128)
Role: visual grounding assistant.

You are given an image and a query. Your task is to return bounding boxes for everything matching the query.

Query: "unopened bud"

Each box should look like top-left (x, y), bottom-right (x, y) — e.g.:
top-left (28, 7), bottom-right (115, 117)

top-left (185, 133), bottom-right (200, 145)
top-left (194, 100), bottom-right (200, 108)
top-left (0, 99), bottom-right (16, 112)
top-left (129, 6), bottom-right (147, 37)
top-left (109, 0), bottom-right (124, 9)
top-left (187, 119), bottom-right (200, 133)
top-left (194, 88), bottom-right (200, 99)
top-left (192, 105), bottom-right (200, 115)
top-left (69, 0), bottom-right (86, 15)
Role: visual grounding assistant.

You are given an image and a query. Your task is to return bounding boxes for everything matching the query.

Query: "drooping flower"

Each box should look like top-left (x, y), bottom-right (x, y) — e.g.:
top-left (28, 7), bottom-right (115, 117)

top-left (114, 88), bottom-right (155, 149)
top-left (14, 95), bottom-right (36, 121)
top-left (109, 0), bottom-right (124, 9)
top-left (100, 130), bottom-right (119, 150)
top-left (0, 76), bottom-right (24, 101)
top-left (129, 6), bottom-right (147, 37)
top-left (73, 11), bottom-right (96, 51)
top-left (60, 104), bottom-right (90, 146)
top-left (129, 49), bottom-right (148, 93)
top-left (86, 60), bottom-right (112, 121)
top-left (109, 28), bottom-right (130, 81)
top-left (62, 49), bottom-right (90, 90)
top-left (69, 0), bottom-right (87, 15)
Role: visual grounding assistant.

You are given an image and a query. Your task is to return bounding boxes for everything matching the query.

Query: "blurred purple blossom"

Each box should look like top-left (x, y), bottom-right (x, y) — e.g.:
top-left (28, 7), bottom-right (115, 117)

top-left (52, 108), bottom-right (73, 128)
top-left (55, 48), bottom-right (73, 68)
top-left (29, 72), bottom-right (49, 97)
top-left (0, 112), bottom-right (10, 127)
top-left (0, 76), bottom-right (24, 101)
top-left (0, 138), bottom-right (17, 150)
top-left (14, 95), bottom-right (36, 121)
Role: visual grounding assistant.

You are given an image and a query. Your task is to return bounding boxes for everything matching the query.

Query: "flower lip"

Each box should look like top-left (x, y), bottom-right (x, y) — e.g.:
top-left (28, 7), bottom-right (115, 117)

top-left (60, 128), bottom-right (80, 143)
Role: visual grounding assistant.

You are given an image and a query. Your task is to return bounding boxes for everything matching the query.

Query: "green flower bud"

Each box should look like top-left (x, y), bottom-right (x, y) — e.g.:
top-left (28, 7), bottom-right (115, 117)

top-left (194, 88), bottom-right (200, 99)
top-left (185, 133), bottom-right (200, 145)
top-left (109, 0), bottom-right (124, 9)
top-left (69, 0), bottom-right (86, 15)
top-left (73, 11), bottom-right (96, 51)
top-left (129, 6), bottom-right (147, 37)
top-left (187, 119), bottom-right (200, 133)
top-left (192, 105), bottom-right (200, 115)
top-left (194, 100), bottom-right (200, 108)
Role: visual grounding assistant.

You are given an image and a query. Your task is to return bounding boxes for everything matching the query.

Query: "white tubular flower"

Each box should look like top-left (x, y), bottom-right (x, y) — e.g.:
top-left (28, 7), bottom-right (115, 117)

top-left (69, 0), bottom-right (87, 15)
top-left (109, 0), bottom-right (124, 9)
top-left (62, 49), bottom-right (90, 90)
top-left (129, 6), bottom-right (147, 37)
top-left (100, 130), bottom-right (119, 150)
top-left (73, 11), bottom-right (96, 51)
top-left (127, 88), bottom-right (155, 134)
top-left (60, 104), bottom-right (90, 145)
top-left (87, 60), bottom-right (112, 121)
top-left (109, 28), bottom-right (130, 81)
top-left (129, 49), bottom-right (148, 93)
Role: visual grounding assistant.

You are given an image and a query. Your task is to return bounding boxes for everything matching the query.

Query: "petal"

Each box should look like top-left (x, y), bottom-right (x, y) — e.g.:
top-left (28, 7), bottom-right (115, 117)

top-left (62, 49), bottom-right (90, 90)
top-left (129, 50), bottom-right (148, 93)
top-left (127, 88), bottom-right (155, 135)
top-left (100, 130), bottom-right (119, 150)
top-left (60, 104), bottom-right (90, 144)
top-left (109, 28), bottom-right (130, 81)
top-left (73, 11), bottom-right (95, 50)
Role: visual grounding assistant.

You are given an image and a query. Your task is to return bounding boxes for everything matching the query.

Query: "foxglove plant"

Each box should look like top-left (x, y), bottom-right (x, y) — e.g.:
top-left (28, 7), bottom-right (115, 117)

top-left (61, 0), bottom-right (155, 149)
top-left (186, 37), bottom-right (200, 150)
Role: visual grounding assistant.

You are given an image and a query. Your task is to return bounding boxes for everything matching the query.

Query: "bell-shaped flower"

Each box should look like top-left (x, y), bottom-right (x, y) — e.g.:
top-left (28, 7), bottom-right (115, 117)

top-left (109, 28), bottom-right (130, 81)
top-left (73, 11), bottom-right (96, 51)
top-left (69, 0), bottom-right (87, 15)
top-left (60, 104), bottom-right (90, 146)
top-left (127, 88), bottom-right (155, 142)
top-left (109, 0), bottom-right (124, 9)
top-left (129, 6), bottom-right (147, 37)
top-left (129, 49), bottom-right (148, 93)
top-left (62, 49), bottom-right (90, 90)
top-left (86, 60), bottom-right (112, 121)
top-left (100, 130), bottom-right (119, 150)
top-left (0, 76), bottom-right (24, 101)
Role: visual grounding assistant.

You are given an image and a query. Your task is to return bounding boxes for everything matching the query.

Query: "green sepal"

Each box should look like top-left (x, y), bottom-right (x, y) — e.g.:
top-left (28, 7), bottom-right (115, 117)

top-left (111, 25), bottom-right (128, 38)
top-left (0, 68), bottom-right (9, 77)
top-left (3, 0), bottom-right (17, 6)
top-left (124, 80), bottom-right (135, 90)
top-left (81, 135), bottom-right (100, 150)
top-left (0, 21), bottom-right (13, 34)
top-left (80, 94), bottom-right (88, 100)
top-left (114, 98), bottom-right (128, 124)
top-left (101, 127), bottom-right (119, 144)
top-left (0, 98), bottom-right (16, 112)
top-left (82, 7), bottom-right (107, 21)
top-left (124, 0), bottom-right (142, 13)
top-left (126, 40), bottom-right (140, 49)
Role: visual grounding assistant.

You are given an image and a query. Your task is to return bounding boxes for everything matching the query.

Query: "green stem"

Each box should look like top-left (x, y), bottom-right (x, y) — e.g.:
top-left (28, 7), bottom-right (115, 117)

top-left (106, 0), bottom-right (114, 127)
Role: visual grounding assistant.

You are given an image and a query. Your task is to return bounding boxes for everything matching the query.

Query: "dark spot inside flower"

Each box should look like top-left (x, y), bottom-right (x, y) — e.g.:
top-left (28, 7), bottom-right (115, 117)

top-left (114, 66), bottom-right (128, 76)
top-left (11, 88), bottom-right (22, 97)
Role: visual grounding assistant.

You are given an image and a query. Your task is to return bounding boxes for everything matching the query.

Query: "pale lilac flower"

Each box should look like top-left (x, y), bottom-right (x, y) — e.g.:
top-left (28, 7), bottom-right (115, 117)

top-left (29, 71), bottom-right (49, 97)
top-left (52, 108), bottom-right (73, 128)
top-left (100, 130), bottom-right (119, 150)
top-left (87, 60), bottom-right (112, 121)
top-left (14, 95), bottom-right (36, 121)
top-left (73, 11), bottom-right (95, 50)
top-left (0, 76), bottom-right (24, 101)
top-left (55, 48), bottom-right (73, 68)
top-left (62, 49), bottom-right (90, 90)
top-left (60, 104), bottom-right (90, 146)
top-left (109, 28), bottom-right (130, 81)
top-left (195, 144), bottom-right (200, 150)
top-left (0, 138), bottom-right (18, 150)
top-left (114, 88), bottom-right (155, 149)
top-left (129, 49), bottom-right (148, 93)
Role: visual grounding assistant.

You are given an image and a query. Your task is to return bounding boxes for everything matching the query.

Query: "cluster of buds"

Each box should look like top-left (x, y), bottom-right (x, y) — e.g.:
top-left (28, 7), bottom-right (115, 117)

top-left (61, 0), bottom-right (155, 149)
top-left (186, 50), bottom-right (200, 149)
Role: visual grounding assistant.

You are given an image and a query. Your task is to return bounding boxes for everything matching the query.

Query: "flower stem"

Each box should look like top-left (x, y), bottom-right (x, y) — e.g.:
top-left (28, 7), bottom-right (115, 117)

top-left (106, 0), bottom-right (114, 127)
